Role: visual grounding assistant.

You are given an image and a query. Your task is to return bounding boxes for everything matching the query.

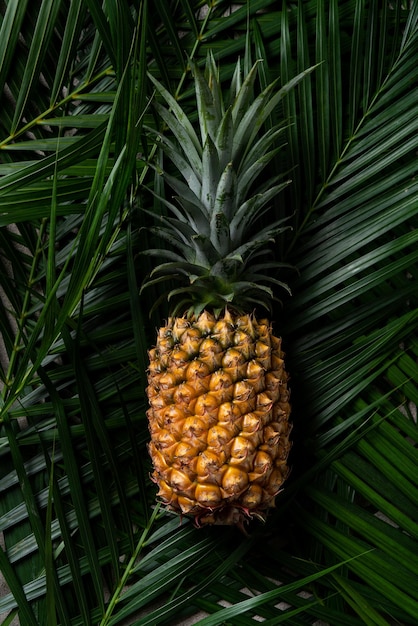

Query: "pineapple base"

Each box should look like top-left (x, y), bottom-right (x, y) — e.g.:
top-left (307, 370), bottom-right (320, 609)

top-left (146, 309), bottom-right (292, 527)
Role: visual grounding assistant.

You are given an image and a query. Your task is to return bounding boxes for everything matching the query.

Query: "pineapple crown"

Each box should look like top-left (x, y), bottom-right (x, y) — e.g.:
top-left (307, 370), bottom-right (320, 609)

top-left (141, 53), bottom-right (312, 318)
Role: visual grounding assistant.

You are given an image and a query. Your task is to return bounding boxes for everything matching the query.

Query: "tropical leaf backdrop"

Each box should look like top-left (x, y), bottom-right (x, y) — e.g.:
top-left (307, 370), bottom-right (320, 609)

top-left (0, 1), bottom-right (417, 624)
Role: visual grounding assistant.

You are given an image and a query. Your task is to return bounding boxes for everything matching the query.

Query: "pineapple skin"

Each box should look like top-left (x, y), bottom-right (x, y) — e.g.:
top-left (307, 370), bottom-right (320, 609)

top-left (146, 309), bottom-right (291, 526)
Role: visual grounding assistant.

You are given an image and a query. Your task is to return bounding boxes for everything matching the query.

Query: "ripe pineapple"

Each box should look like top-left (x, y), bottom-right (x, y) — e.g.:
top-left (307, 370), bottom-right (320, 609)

top-left (143, 54), bottom-right (300, 527)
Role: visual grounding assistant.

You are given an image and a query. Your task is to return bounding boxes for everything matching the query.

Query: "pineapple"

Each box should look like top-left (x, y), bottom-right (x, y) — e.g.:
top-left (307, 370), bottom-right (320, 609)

top-left (143, 54), bottom-right (301, 527)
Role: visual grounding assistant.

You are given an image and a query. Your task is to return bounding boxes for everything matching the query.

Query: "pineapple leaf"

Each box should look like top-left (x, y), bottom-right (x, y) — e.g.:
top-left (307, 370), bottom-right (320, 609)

top-left (233, 65), bottom-right (318, 168)
top-left (229, 56), bottom-right (242, 102)
top-left (142, 196), bottom-right (189, 226)
top-left (236, 147), bottom-right (287, 206)
top-left (147, 225), bottom-right (192, 253)
top-left (140, 248), bottom-right (187, 265)
top-left (226, 229), bottom-right (287, 265)
top-left (214, 106), bottom-right (234, 173)
top-left (230, 59), bottom-right (262, 126)
top-left (211, 163), bottom-right (237, 227)
top-left (228, 282), bottom-right (275, 311)
top-left (250, 274), bottom-right (293, 296)
top-left (167, 284), bottom-right (222, 304)
top-left (147, 227), bottom-right (212, 267)
top-left (151, 261), bottom-right (207, 279)
top-left (230, 184), bottom-right (291, 243)
top-left (153, 219), bottom-right (196, 246)
top-left (200, 133), bottom-right (220, 210)
top-left (149, 101), bottom-right (203, 180)
top-left (192, 53), bottom-right (223, 146)
top-left (232, 78), bottom-right (281, 166)
top-left (148, 71), bottom-right (201, 155)
top-left (174, 197), bottom-right (211, 236)
top-left (238, 125), bottom-right (287, 180)
top-left (146, 127), bottom-right (202, 196)
top-left (152, 170), bottom-right (207, 220)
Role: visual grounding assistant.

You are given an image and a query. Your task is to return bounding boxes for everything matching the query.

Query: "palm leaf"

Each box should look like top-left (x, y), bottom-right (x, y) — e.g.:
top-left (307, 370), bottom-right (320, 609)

top-left (0, 1), bottom-right (417, 624)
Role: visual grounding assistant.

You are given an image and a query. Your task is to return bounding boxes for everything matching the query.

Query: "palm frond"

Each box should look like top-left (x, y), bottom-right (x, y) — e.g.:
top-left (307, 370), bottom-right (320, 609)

top-left (0, 1), bottom-right (417, 624)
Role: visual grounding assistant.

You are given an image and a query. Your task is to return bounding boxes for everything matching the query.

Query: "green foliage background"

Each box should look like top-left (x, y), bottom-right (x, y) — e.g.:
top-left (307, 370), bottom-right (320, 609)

top-left (0, 1), bottom-right (417, 624)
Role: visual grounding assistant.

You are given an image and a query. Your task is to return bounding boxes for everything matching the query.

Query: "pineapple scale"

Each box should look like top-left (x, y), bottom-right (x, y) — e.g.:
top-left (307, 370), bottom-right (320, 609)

top-left (146, 309), bottom-right (292, 526)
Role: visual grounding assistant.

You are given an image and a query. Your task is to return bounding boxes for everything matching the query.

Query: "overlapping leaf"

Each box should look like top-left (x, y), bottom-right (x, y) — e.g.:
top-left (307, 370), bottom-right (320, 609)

top-left (0, 1), bottom-right (417, 625)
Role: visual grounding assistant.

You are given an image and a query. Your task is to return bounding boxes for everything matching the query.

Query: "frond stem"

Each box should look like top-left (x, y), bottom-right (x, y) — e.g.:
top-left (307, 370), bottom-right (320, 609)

top-left (98, 504), bottom-right (161, 626)
top-left (0, 67), bottom-right (114, 149)
top-left (287, 29), bottom-right (413, 256)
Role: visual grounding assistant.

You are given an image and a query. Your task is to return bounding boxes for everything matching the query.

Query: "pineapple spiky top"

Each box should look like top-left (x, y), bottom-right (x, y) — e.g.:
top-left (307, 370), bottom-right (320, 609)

top-left (142, 53), bottom-right (309, 317)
